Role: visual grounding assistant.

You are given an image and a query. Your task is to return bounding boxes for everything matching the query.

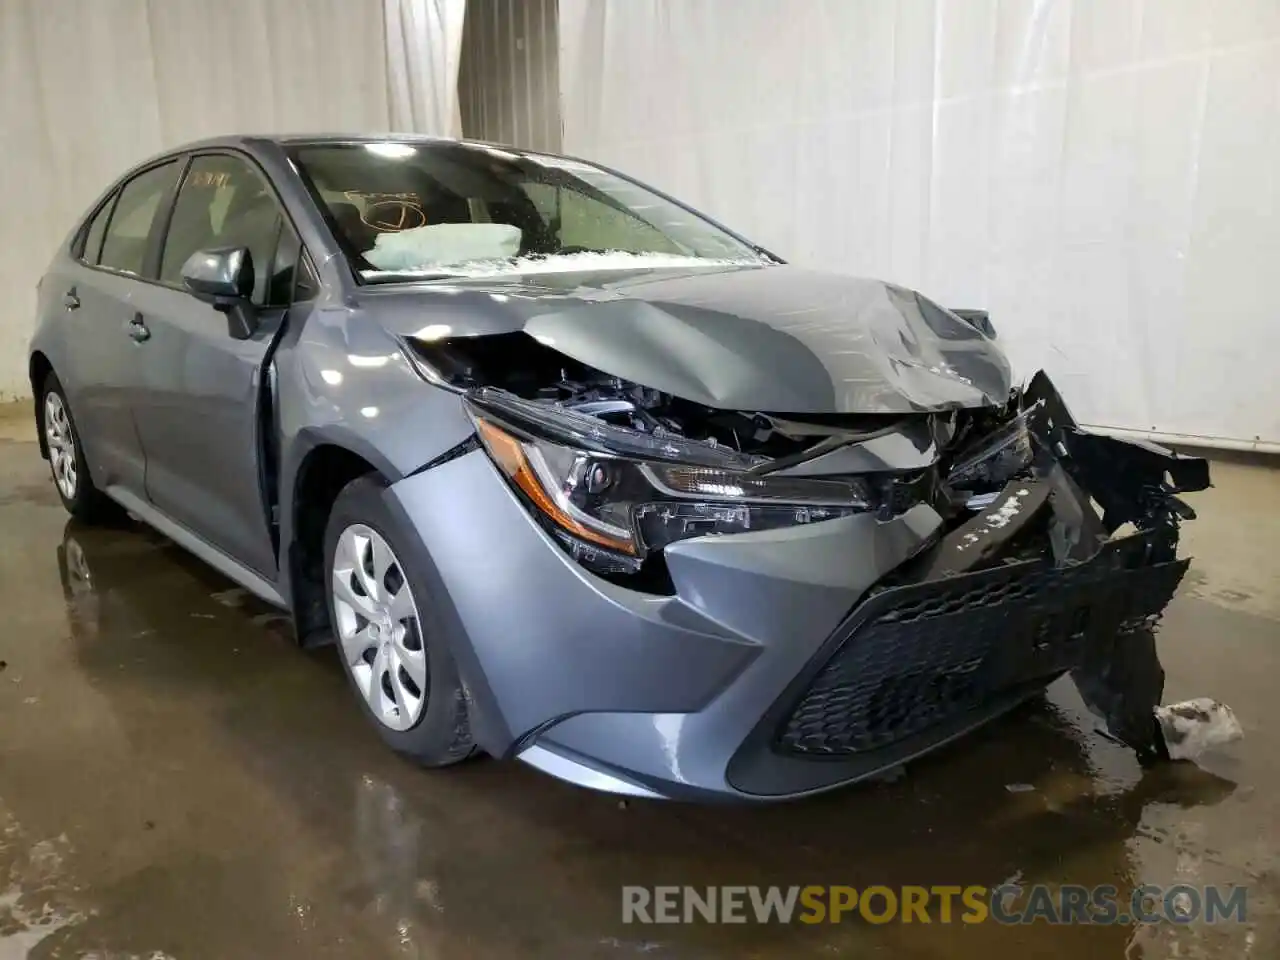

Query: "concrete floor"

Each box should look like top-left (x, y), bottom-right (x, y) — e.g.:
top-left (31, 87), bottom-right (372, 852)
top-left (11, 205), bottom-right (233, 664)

top-left (1, 402), bottom-right (1277, 959)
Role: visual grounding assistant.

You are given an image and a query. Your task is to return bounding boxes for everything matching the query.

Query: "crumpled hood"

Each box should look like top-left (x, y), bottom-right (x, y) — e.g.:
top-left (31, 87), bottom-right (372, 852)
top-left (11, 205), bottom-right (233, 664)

top-left (367, 263), bottom-right (1013, 414)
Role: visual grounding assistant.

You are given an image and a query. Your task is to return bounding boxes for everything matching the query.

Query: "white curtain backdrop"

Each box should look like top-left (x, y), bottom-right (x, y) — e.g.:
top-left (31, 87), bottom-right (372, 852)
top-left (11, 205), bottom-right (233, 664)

top-left (559, 0), bottom-right (1280, 450)
top-left (0, 0), bottom-right (464, 402)
top-left (386, 0), bottom-right (468, 135)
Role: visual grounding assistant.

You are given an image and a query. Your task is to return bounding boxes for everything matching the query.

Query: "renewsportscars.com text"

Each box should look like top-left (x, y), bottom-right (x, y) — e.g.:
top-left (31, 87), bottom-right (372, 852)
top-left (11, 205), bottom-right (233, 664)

top-left (621, 884), bottom-right (1248, 925)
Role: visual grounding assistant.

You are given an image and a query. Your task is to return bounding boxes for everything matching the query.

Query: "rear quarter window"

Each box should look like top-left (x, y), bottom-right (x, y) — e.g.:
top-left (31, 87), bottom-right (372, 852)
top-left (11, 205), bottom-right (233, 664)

top-left (77, 194), bottom-right (115, 265)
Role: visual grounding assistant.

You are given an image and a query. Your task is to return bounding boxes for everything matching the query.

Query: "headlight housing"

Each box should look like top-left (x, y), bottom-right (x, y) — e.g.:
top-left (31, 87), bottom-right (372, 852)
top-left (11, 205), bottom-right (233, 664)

top-left (945, 403), bottom-right (1038, 490)
top-left (465, 390), bottom-right (871, 576)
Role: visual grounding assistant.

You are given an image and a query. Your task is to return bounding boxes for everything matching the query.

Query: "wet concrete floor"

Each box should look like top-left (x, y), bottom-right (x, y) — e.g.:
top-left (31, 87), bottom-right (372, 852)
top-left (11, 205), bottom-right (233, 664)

top-left (1, 410), bottom-right (1278, 958)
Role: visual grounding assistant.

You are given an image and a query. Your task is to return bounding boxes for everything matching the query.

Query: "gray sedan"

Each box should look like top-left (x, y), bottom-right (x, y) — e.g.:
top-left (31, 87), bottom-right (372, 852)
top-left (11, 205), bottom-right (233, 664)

top-left (28, 135), bottom-right (1210, 800)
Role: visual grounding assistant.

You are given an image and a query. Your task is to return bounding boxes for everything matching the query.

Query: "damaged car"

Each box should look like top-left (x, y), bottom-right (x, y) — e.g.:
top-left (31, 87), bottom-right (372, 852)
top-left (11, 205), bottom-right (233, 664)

top-left (29, 135), bottom-right (1211, 800)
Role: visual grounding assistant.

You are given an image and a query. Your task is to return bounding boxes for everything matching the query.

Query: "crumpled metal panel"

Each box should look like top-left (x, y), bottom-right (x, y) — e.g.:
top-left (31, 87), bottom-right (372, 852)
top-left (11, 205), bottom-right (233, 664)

top-left (376, 264), bottom-right (1012, 414)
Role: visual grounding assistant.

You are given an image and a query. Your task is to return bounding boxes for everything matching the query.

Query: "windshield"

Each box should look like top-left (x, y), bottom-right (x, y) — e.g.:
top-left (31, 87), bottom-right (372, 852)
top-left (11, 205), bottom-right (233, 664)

top-left (289, 142), bottom-right (768, 281)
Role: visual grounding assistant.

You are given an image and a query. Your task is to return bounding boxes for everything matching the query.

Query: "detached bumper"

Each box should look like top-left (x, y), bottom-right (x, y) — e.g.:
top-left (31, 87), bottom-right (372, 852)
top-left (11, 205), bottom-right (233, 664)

top-left (728, 527), bottom-right (1188, 796)
top-left (534, 524), bottom-right (1191, 801)
top-left (390, 371), bottom-right (1209, 801)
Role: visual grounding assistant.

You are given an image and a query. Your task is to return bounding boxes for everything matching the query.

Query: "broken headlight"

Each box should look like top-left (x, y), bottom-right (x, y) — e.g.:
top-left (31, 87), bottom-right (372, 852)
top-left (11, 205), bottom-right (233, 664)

top-left (465, 390), bottom-right (871, 575)
top-left (946, 403), bottom-right (1038, 491)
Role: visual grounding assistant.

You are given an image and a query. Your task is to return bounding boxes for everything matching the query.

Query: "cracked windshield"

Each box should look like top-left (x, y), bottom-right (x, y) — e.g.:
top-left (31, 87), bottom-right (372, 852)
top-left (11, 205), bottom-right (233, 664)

top-left (291, 141), bottom-right (768, 281)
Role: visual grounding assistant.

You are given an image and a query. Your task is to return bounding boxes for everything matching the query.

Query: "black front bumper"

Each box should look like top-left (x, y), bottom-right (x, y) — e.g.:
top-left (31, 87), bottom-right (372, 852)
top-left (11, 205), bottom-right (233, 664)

top-left (727, 528), bottom-right (1188, 796)
top-left (727, 374), bottom-right (1209, 798)
top-left (782, 532), bottom-right (1188, 756)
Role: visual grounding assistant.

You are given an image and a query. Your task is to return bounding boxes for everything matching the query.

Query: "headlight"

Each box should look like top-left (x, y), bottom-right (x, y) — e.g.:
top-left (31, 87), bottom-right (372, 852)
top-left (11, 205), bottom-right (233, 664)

top-left (946, 404), bottom-right (1037, 490)
top-left (466, 390), bottom-right (871, 576)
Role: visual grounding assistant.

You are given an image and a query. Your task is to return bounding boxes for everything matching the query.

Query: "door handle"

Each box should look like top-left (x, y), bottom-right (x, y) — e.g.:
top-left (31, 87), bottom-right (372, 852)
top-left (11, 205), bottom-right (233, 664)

top-left (128, 315), bottom-right (151, 343)
top-left (63, 289), bottom-right (80, 310)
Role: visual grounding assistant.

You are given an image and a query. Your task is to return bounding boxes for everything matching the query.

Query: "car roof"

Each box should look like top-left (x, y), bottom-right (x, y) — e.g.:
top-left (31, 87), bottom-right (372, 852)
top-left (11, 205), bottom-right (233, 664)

top-left (109, 134), bottom-right (580, 197)
top-left (161, 133), bottom-right (564, 159)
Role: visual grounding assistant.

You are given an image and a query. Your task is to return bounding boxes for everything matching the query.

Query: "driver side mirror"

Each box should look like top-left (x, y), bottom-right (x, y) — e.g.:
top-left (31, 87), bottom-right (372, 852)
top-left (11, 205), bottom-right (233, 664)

top-left (181, 247), bottom-right (258, 339)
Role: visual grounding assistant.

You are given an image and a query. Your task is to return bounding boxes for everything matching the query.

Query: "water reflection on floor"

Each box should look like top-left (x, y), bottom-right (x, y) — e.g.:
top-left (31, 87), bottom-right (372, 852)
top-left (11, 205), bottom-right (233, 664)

top-left (1, 434), bottom-right (1277, 959)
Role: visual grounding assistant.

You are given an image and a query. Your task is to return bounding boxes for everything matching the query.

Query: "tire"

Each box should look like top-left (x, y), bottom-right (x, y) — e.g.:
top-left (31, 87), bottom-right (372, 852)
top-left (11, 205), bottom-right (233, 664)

top-left (323, 474), bottom-right (476, 766)
top-left (39, 373), bottom-right (120, 523)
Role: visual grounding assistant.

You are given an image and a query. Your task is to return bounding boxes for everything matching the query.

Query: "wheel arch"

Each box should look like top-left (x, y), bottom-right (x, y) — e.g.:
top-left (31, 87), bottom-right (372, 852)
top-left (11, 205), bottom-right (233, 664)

top-left (282, 430), bottom-right (512, 754)
top-left (29, 352), bottom-right (54, 459)
top-left (283, 432), bottom-right (401, 647)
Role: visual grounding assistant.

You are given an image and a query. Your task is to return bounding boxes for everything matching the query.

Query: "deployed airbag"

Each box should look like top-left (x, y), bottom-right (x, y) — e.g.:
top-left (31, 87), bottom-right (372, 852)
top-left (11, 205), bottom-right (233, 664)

top-left (365, 223), bottom-right (523, 271)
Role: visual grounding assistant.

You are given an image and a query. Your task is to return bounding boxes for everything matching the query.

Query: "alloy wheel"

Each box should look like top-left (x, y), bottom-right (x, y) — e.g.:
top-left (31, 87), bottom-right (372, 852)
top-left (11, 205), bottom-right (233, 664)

top-left (332, 523), bottom-right (428, 731)
top-left (44, 392), bottom-right (78, 500)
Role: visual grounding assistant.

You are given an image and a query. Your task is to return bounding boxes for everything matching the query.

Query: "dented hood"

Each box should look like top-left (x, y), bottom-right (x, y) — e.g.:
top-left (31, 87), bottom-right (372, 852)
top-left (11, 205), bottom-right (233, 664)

top-left (369, 263), bottom-right (1013, 414)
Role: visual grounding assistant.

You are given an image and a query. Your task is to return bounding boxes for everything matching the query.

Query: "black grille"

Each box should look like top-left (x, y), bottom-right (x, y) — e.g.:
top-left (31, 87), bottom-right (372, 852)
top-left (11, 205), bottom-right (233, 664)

top-left (778, 551), bottom-right (1188, 757)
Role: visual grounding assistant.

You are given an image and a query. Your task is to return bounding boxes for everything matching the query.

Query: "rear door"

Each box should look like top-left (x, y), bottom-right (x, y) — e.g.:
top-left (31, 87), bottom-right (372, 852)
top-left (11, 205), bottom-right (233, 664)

top-left (54, 159), bottom-right (184, 497)
top-left (128, 151), bottom-right (307, 578)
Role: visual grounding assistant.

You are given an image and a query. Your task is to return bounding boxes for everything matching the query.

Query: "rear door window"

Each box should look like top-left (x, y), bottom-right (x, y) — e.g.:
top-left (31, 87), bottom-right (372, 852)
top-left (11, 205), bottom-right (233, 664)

top-left (98, 160), bottom-right (182, 276)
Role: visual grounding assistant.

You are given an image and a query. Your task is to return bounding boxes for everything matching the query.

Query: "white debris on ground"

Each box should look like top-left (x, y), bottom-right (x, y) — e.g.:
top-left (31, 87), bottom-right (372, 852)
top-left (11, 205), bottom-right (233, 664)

top-left (1155, 698), bottom-right (1244, 761)
top-left (0, 816), bottom-right (84, 959)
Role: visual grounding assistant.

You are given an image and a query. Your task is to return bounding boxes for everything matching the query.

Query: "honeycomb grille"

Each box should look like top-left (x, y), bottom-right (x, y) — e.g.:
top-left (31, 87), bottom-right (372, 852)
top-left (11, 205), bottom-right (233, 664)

top-left (778, 554), bottom-right (1188, 757)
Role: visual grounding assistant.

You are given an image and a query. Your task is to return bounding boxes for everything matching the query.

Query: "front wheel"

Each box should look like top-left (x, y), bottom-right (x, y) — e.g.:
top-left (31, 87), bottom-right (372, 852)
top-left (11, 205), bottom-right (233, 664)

top-left (323, 475), bottom-right (476, 766)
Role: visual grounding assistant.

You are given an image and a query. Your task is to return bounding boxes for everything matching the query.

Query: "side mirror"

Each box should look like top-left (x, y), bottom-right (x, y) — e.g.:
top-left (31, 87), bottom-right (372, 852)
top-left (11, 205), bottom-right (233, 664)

top-left (181, 247), bottom-right (258, 339)
top-left (951, 308), bottom-right (996, 340)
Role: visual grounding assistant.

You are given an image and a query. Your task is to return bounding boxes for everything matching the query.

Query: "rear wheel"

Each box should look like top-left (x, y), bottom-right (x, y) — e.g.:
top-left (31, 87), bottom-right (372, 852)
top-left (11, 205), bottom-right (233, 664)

top-left (40, 373), bottom-right (119, 523)
top-left (323, 475), bottom-right (476, 766)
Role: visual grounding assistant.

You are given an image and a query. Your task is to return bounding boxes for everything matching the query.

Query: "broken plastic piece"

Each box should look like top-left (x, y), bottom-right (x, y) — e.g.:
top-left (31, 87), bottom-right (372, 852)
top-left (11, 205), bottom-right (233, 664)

top-left (1072, 622), bottom-right (1172, 763)
top-left (1023, 371), bottom-right (1210, 534)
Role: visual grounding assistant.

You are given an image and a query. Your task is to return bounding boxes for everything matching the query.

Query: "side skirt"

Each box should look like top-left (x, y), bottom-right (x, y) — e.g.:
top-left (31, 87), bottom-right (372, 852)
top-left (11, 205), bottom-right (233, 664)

top-left (105, 485), bottom-right (288, 609)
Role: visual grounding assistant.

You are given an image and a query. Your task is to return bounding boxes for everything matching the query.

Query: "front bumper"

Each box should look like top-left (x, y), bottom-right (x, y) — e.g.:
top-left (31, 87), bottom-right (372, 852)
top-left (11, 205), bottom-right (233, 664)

top-left (384, 373), bottom-right (1209, 801)
top-left (728, 527), bottom-right (1188, 796)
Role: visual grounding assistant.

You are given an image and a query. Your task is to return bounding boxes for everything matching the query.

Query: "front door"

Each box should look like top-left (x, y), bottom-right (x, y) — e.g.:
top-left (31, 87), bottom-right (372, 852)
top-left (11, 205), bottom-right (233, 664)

top-left (128, 152), bottom-right (302, 579)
